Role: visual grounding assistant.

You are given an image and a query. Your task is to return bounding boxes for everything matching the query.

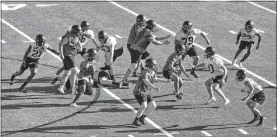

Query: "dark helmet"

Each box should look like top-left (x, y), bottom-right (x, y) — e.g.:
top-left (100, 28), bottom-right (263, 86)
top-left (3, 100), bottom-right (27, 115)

top-left (71, 25), bottom-right (81, 36)
top-left (81, 21), bottom-right (90, 31)
top-left (98, 30), bottom-right (108, 43)
top-left (182, 21), bottom-right (192, 33)
top-left (145, 58), bottom-right (158, 71)
top-left (87, 48), bottom-right (98, 61)
top-left (175, 44), bottom-right (185, 55)
top-left (236, 69), bottom-right (247, 82)
top-left (245, 20), bottom-right (254, 32)
top-left (204, 46), bottom-right (216, 58)
top-left (36, 34), bottom-right (46, 46)
top-left (146, 20), bottom-right (156, 31)
top-left (136, 14), bottom-right (146, 26)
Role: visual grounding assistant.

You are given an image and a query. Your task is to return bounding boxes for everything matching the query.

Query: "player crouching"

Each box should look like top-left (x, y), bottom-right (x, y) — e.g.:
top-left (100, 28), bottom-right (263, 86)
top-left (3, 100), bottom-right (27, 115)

top-left (162, 44), bottom-right (191, 100)
top-left (236, 69), bottom-right (265, 126)
top-left (203, 47), bottom-right (230, 105)
top-left (132, 59), bottom-right (170, 127)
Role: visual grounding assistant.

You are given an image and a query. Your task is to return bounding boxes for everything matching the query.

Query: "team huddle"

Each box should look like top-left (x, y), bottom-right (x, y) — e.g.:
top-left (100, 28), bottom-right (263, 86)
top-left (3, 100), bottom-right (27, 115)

top-left (9, 14), bottom-right (265, 127)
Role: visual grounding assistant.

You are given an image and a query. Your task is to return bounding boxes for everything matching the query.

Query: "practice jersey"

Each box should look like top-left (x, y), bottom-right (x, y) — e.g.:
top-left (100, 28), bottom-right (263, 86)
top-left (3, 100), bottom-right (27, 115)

top-left (239, 27), bottom-right (259, 42)
top-left (79, 29), bottom-right (95, 47)
top-left (204, 56), bottom-right (225, 76)
top-left (175, 28), bottom-right (202, 49)
top-left (127, 23), bottom-right (145, 44)
top-left (98, 35), bottom-right (117, 52)
top-left (162, 52), bottom-right (182, 71)
top-left (27, 43), bottom-right (49, 59)
top-left (133, 70), bottom-right (156, 95)
top-left (130, 28), bottom-right (155, 53)
top-left (62, 33), bottom-right (81, 56)
top-left (78, 60), bottom-right (97, 79)
top-left (243, 78), bottom-right (263, 94)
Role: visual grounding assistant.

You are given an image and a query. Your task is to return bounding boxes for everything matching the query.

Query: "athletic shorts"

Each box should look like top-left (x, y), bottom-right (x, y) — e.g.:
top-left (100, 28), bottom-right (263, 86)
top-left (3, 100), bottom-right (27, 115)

top-left (212, 75), bottom-right (228, 88)
top-left (63, 55), bottom-right (76, 70)
top-left (182, 45), bottom-right (198, 59)
top-left (141, 51), bottom-right (150, 60)
top-left (20, 57), bottom-right (39, 71)
top-left (239, 41), bottom-right (254, 50)
top-left (113, 47), bottom-right (123, 62)
top-left (127, 44), bottom-right (132, 53)
top-left (134, 93), bottom-right (154, 105)
top-left (163, 70), bottom-right (172, 79)
top-left (130, 49), bottom-right (143, 63)
top-left (251, 91), bottom-right (265, 104)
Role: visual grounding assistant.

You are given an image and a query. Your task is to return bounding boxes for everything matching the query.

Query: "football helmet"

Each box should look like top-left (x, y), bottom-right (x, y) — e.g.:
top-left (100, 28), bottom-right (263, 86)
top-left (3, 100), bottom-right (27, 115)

top-left (145, 58), bottom-right (158, 72)
top-left (87, 48), bottom-right (98, 61)
top-left (98, 30), bottom-right (108, 43)
top-left (136, 14), bottom-right (146, 27)
top-left (146, 20), bottom-right (156, 32)
top-left (36, 34), bottom-right (46, 46)
top-left (81, 21), bottom-right (90, 32)
top-left (182, 21), bottom-right (192, 33)
top-left (175, 44), bottom-right (185, 56)
top-left (204, 46), bottom-right (216, 58)
top-left (245, 20), bottom-right (254, 32)
top-left (236, 69), bottom-right (247, 81)
top-left (71, 25), bottom-right (81, 36)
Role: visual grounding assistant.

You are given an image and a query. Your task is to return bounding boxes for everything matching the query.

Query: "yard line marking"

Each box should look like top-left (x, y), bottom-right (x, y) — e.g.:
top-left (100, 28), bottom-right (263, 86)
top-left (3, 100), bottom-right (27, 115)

top-left (244, 0), bottom-right (276, 14)
top-left (2, 40), bottom-right (6, 43)
top-left (274, 127), bottom-right (276, 130)
top-left (201, 131), bottom-right (212, 136)
top-left (99, 85), bottom-right (174, 137)
top-left (23, 41), bottom-right (34, 42)
top-left (115, 35), bottom-right (123, 38)
top-left (229, 30), bottom-right (237, 34)
top-left (154, 131), bottom-right (180, 135)
top-left (238, 129), bottom-right (249, 134)
top-left (128, 135), bottom-right (135, 137)
top-left (35, 4), bottom-right (58, 7)
top-left (108, 1), bottom-right (276, 87)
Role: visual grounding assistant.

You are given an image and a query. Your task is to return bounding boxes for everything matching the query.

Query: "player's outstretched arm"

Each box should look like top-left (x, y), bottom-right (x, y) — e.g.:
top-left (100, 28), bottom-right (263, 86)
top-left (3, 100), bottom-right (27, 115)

top-left (200, 32), bottom-right (210, 45)
top-left (255, 33), bottom-right (261, 49)
top-left (179, 63), bottom-right (190, 78)
top-left (143, 78), bottom-right (160, 92)
top-left (23, 45), bottom-right (32, 61)
top-left (236, 32), bottom-right (241, 45)
top-left (155, 34), bottom-right (172, 40)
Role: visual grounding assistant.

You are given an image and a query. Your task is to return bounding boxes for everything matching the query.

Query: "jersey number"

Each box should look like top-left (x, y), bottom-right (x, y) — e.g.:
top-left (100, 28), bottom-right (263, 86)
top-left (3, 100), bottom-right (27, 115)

top-left (181, 37), bottom-right (194, 45)
top-left (208, 64), bottom-right (214, 73)
top-left (242, 33), bottom-right (251, 39)
top-left (31, 47), bottom-right (43, 57)
top-left (80, 35), bottom-right (86, 43)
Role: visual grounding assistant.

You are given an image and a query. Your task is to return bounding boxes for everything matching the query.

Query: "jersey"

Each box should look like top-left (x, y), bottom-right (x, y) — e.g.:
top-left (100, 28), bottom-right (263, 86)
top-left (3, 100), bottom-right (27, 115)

top-left (133, 70), bottom-right (156, 95)
top-left (27, 43), bottom-right (49, 59)
top-left (127, 23), bottom-right (145, 44)
top-left (78, 60), bottom-right (97, 79)
top-left (205, 56), bottom-right (225, 77)
top-left (130, 28), bottom-right (155, 53)
top-left (175, 28), bottom-right (202, 49)
top-left (162, 52), bottom-right (182, 71)
top-left (79, 29), bottom-right (95, 47)
top-left (62, 33), bottom-right (81, 56)
top-left (243, 78), bottom-right (263, 94)
top-left (239, 27), bottom-right (259, 42)
top-left (99, 35), bottom-right (117, 52)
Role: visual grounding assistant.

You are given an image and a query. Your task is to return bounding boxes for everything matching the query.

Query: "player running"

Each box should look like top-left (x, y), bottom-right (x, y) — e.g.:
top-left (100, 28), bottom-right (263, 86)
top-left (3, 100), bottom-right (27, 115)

top-left (132, 58), bottom-right (170, 127)
top-left (127, 14), bottom-right (146, 77)
top-left (202, 47), bottom-right (230, 105)
top-left (121, 20), bottom-right (171, 87)
top-left (236, 69), bottom-right (265, 126)
top-left (10, 34), bottom-right (58, 92)
top-left (96, 30), bottom-right (123, 81)
top-left (232, 20), bottom-right (261, 68)
top-left (162, 44), bottom-right (191, 100)
top-left (175, 21), bottom-right (210, 78)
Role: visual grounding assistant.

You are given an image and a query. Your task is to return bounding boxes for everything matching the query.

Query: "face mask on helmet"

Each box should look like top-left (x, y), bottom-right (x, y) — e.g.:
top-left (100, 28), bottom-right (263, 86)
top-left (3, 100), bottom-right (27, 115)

top-left (182, 25), bottom-right (190, 33)
top-left (245, 25), bottom-right (253, 32)
top-left (36, 35), bottom-right (46, 46)
top-left (98, 31), bottom-right (108, 43)
top-left (236, 70), bottom-right (246, 82)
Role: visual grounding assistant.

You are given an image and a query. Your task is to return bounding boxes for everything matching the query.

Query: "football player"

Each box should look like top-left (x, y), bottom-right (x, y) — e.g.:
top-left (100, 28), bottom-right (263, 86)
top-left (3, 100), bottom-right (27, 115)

top-left (121, 20), bottom-right (171, 87)
top-left (162, 44), bottom-right (191, 100)
top-left (202, 47), bottom-right (230, 105)
top-left (96, 30), bottom-right (123, 81)
top-left (175, 21), bottom-right (210, 78)
top-left (10, 34), bottom-right (58, 92)
top-left (57, 25), bottom-right (82, 95)
top-left (132, 58), bottom-right (170, 127)
top-left (232, 20), bottom-right (261, 68)
top-left (127, 14), bottom-right (146, 77)
top-left (236, 69), bottom-right (265, 126)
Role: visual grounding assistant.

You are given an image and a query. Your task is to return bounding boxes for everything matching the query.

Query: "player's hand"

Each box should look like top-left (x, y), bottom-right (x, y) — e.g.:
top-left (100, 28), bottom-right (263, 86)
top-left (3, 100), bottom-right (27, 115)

top-left (256, 45), bottom-right (259, 50)
top-left (235, 41), bottom-right (239, 45)
top-left (163, 39), bottom-right (171, 45)
top-left (154, 87), bottom-right (160, 92)
top-left (206, 40), bottom-right (210, 45)
top-left (60, 54), bottom-right (65, 60)
top-left (165, 34), bottom-right (172, 39)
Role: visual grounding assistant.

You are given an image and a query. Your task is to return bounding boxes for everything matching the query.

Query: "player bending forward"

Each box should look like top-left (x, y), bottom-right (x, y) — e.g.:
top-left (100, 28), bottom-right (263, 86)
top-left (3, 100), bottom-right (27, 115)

top-left (162, 44), bottom-right (191, 100)
top-left (236, 69), bottom-right (265, 126)
top-left (132, 59), bottom-right (170, 127)
top-left (203, 47), bottom-right (230, 105)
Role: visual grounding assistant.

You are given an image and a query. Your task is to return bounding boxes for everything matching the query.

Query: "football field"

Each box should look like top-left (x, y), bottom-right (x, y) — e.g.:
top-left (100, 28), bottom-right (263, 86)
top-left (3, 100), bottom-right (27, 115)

top-left (1, 1), bottom-right (276, 137)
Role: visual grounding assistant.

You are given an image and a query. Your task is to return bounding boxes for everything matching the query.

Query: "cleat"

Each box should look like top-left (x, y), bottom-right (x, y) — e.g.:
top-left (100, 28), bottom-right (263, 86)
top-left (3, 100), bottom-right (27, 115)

top-left (132, 119), bottom-right (141, 127)
top-left (57, 87), bottom-right (65, 94)
top-left (139, 115), bottom-right (146, 125)
top-left (224, 98), bottom-right (230, 105)
top-left (18, 87), bottom-right (27, 93)
top-left (10, 74), bottom-right (15, 85)
top-left (239, 62), bottom-right (244, 68)
top-left (206, 97), bottom-right (216, 105)
top-left (190, 70), bottom-right (199, 78)
top-left (176, 94), bottom-right (183, 100)
top-left (51, 77), bottom-right (59, 84)
top-left (132, 72), bottom-right (138, 77)
top-left (247, 117), bottom-right (260, 124)
top-left (232, 59), bottom-right (237, 65)
top-left (173, 92), bottom-right (183, 96)
top-left (70, 103), bottom-right (80, 107)
top-left (256, 116), bottom-right (265, 126)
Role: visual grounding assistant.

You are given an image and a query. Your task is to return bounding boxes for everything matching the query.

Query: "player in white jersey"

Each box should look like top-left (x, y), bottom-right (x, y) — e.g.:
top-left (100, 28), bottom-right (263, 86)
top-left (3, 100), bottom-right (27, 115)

top-left (202, 47), bottom-right (230, 105)
top-left (10, 34), bottom-right (58, 93)
top-left (175, 21), bottom-right (210, 78)
top-left (96, 30), bottom-right (123, 81)
top-left (236, 69), bottom-right (265, 126)
top-left (232, 20), bottom-right (261, 68)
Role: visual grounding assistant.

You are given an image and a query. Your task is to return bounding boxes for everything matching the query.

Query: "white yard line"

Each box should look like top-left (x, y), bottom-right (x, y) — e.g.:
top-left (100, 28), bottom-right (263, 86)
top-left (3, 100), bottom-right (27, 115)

top-left (154, 132), bottom-right (180, 136)
top-left (108, 1), bottom-right (276, 87)
top-left (128, 135), bottom-right (135, 137)
top-left (238, 129), bottom-right (249, 135)
top-left (229, 30), bottom-right (237, 34)
top-left (201, 131), bottom-right (212, 136)
top-left (2, 40), bottom-right (6, 43)
top-left (244, 0), bottom-right (276, 14)
top-left (35, 4), bottom-right (58, 7)
top-left (99, 85), bottom-right (174, 137)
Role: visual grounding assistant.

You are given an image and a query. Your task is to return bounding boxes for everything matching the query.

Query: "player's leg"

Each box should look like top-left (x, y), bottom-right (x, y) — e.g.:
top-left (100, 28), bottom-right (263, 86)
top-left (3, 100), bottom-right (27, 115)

top-left (70, 79), bottom-right (88, 107)
top-left (205, 78), bottom-right (216, 104)
top-left (213, 83), bottom-right (230, 105)
top-left (10, 60), bottom-right (29, 85)
top-left (19, 63), bottom-right (38, 93)
top-left (170, 72), bottom-right (183, 100)
top-left (51, 66), bottom-right (64, 84)
top-left (139, 95), bottom-right (156, 125)
top-left (132, 94), bottom-right (148, 126)
top-left (98, 71), bottom-right (120, 86)
top-left (58, 56), bottom-right (74, 94)
top-left (132, 57), bottom-right (141, 77)
top-left (239, 42), bottom-right (253, 68)
top-left (69, 66), bottom-right (79, 95)
top-left (187, 46), bottom-right (199, 78)
top-left (232, 41), bottom-right (245, 65)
